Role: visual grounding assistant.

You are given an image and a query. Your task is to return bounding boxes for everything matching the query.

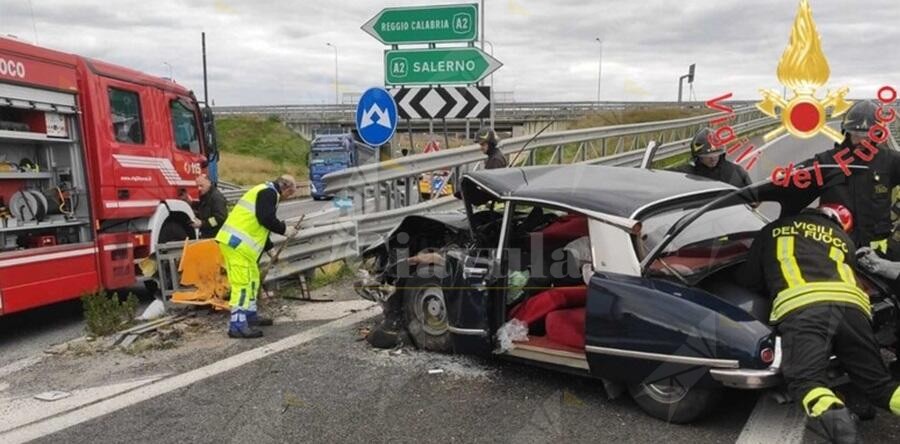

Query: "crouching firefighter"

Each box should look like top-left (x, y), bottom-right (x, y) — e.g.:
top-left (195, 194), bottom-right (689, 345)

top-left (215, 175), bottom-right (299, 338)
top-left (738, 204), bottom-right (900, 443)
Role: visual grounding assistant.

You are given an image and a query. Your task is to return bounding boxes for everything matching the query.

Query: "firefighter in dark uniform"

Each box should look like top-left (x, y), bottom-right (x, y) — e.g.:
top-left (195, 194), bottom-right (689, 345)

top-left (738, 204), bottom-right (900, 443)
top-left (193, 174), bottom-right (227, 239)
top-left (800, 100), bottom-right (900, 254)
top-left (477, 128), bottom-right (507, 169)
top-left (673, 128), bottom-right (752, 188)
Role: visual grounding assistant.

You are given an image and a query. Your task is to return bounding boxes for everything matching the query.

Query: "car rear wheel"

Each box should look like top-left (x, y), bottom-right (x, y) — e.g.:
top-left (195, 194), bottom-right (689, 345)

top-left (628, 378), bottom-right (721, 424)
top-left (402, 267), bottom-right (452, 353)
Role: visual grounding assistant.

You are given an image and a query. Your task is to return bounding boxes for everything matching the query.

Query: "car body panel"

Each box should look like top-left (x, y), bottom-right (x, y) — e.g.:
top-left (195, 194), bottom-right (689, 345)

top-left (357, 164), bottom-right (898, 396)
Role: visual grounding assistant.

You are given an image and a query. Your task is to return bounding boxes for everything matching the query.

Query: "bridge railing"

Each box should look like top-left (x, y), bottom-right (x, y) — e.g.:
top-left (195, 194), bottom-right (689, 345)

top-left (212, 100), bottom-right (761, 123)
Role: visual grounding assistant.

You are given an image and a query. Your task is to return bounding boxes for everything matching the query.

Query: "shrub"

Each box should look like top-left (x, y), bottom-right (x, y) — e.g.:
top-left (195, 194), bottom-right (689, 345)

top-left (82, 290), bottom-right (139, 336)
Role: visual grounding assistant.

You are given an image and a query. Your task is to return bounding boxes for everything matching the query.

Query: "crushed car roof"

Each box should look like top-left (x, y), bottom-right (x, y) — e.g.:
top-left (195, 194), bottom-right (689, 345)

top-left (462, 164), bottom-right (735, 219)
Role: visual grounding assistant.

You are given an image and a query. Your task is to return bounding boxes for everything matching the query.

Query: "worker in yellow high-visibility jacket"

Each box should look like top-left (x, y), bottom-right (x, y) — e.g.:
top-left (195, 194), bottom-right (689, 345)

top-left (215, 175), bottom-right (298, 338)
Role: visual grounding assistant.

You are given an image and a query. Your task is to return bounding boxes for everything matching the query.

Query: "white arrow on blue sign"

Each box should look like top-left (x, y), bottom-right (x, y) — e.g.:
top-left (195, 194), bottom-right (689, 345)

top-left (355, 87), bottom-right (398, 146)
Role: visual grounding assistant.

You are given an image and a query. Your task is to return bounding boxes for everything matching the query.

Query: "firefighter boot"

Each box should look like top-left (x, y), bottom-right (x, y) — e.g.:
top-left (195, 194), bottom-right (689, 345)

top-left (228, 309), bottom-right (264, 339)
top-left (806, 407), bottom-right (859, 444)
top-left (247, 312), bottom-right (274, 327)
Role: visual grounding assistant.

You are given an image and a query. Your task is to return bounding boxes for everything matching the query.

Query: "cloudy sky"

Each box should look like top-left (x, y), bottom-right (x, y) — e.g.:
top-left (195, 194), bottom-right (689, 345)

top-left (1, 0), bottom-right (898, 105)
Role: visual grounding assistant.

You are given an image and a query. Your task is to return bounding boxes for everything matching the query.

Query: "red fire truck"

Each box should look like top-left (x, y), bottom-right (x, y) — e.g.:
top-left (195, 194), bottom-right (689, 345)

top-left (0, 37), bottom-right (215, 315)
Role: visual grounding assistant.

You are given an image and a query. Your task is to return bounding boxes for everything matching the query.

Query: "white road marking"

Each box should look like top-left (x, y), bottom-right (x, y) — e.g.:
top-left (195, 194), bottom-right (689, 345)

top-left (0, 374), bottom-right (169, 434)
top-left (735, 392), bottom-right (807, 444)
top-left (0, 304), bottom-right (380, 443)
top-left (0, 356), bottom-right (42, 380)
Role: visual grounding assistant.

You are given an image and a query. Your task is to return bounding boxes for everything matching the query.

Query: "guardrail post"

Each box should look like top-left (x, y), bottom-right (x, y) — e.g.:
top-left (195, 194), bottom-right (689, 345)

top-left (374, 183), bottom-right (382, 212)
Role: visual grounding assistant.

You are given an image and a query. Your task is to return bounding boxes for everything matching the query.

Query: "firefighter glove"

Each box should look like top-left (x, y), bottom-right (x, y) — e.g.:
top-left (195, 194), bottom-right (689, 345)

top-left (857, 247), bottom-right (900, 280)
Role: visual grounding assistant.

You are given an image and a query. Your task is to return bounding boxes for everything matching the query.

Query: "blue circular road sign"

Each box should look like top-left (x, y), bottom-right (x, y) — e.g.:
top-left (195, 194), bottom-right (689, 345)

top-left (355, 87), bottom-right (398, 146)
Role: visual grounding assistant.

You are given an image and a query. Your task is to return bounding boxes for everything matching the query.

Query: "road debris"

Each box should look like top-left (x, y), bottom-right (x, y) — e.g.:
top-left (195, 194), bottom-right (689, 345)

top-left (114, 314), bottom-right (189, 349)
top-left (427, 369), bottom-right (444, 375)
top-left (281, 393), bottom-right (305, 413)
top-left (137, 299), bottom-right (167, 321)
top-left (33, 390), bottom-right (71, 402)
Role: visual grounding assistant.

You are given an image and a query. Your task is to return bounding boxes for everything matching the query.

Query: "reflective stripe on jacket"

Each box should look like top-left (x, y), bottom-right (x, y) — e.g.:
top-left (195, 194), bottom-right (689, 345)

top-left (215, 182), bottom-right (279, 259)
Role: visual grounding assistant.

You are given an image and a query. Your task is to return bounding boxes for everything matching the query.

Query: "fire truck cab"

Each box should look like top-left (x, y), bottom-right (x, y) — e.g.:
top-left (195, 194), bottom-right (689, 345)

top-left (0, 36), bottom-right (215, 315)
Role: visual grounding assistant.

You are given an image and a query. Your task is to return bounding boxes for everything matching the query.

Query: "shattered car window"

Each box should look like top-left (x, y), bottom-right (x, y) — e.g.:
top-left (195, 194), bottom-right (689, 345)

top-left (640, 205), bottom-right (767, 278)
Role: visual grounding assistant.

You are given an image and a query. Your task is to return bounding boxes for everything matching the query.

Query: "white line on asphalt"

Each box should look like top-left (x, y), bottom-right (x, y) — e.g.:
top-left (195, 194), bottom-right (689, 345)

top-left (0, 356), bottom-right (42, 380)
top-left (0, 373), bottom-right (170, 434)
top-left (0, 304), bottom-right (380, 444)
top-left (734, 392), bottom-right (807, 444)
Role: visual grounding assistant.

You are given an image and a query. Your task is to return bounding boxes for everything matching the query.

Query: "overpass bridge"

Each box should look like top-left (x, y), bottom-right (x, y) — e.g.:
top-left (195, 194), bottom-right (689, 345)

top-left (213, 100), bottom-right (757, 140)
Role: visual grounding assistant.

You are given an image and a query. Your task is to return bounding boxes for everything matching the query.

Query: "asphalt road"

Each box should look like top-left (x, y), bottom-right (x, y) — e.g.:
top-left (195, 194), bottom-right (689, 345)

top-left (25, 313), bottom-right (761, 444)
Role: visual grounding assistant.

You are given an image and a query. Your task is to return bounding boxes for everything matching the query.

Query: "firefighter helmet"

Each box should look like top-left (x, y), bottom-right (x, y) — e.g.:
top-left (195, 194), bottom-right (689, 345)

top-left (841, 100), bottom-right (880, 134)
top-left (690, 128), bottom-right (721, 157)
top-left (819, 203), bottom-right (854, 232)
top-left (476, 128), bottom-right (497, 147)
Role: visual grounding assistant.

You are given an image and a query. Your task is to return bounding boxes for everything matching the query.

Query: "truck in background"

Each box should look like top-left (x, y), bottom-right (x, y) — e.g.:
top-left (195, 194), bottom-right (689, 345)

top-left (0, 36), bottom-right (217, 315)
top-left (308, 133), bottom-right (376, 200)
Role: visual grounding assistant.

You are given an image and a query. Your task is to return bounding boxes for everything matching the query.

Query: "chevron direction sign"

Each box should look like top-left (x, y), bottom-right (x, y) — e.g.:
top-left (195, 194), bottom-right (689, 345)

top-left (390, 86), bottom-right (490, 120)
top-left (384, 47), bottom-right (502, 86)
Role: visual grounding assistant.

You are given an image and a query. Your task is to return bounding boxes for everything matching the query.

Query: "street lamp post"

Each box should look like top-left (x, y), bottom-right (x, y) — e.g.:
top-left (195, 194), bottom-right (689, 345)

top-left (326, 42), bottom-right (339, 105)
top-left (595, 38), bottom-right (603, 106)
top-left (484, 40), bottom-right (495, 129)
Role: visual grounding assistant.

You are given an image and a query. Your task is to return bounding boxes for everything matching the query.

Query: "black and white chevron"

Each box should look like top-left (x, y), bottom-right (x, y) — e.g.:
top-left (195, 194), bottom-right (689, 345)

top-left (389, 86), bottom-right (491, 120)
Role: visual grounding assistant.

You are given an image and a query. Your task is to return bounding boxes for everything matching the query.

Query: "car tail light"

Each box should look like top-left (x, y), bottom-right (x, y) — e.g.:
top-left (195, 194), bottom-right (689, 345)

top-left (760, 347), bottom-right (775, 364)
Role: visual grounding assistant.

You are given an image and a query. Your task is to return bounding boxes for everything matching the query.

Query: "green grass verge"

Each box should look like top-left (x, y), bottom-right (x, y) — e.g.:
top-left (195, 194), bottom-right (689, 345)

top-left (216, 116), bottom-right (310, 185)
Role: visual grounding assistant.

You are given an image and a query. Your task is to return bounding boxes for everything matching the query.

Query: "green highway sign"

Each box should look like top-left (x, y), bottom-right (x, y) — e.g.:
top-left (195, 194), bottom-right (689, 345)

top-left (362, 4), bottom-right (478, 45)
top-left (384, 47), bottom-right (502, 86)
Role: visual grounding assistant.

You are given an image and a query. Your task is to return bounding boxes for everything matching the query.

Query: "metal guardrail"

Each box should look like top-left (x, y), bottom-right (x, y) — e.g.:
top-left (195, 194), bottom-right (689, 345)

top-left (156, 220), bottom-right (359, 299)
top-left (324, 106), bottom-right (773, 212)
top-left (155, 108), bottom-right (777, 299)
top-left (220, 181), bottom-right (313, 203)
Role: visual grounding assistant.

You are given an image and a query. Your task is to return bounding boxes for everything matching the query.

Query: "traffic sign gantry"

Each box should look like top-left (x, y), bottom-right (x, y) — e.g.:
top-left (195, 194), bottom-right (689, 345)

top-left (362, 3), bottom-right (478, 45)
top-left (384, 47), bottom-right (502, 86)
top-left (355, 87), bottom-right (398, 146)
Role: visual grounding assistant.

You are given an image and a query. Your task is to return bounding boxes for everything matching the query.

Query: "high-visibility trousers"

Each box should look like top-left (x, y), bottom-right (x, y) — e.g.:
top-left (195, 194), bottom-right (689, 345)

top-left (218, 243), bottom-right (259, 313)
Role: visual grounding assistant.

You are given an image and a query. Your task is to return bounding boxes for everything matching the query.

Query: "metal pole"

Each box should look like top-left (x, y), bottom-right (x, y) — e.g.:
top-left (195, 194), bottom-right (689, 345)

top-left (326, 42), bottom-right (339, 104)
top-left (595, 38), bottom-right (603, 105)
top-left (480, 0), bottom-right (485, 52)
top-left (485, 40), bottom-right (495, 129)
top-left (201, 32), bottom-right (208, 104)
top-left (163, 62), bottom-right (174, 81)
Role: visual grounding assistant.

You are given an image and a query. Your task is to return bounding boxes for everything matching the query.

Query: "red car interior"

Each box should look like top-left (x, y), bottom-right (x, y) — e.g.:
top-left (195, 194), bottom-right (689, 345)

top-left (509, 286), bottom-right (587, 351)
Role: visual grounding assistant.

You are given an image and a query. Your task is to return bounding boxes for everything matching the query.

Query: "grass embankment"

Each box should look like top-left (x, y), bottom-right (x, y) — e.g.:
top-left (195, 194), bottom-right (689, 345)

top-left (216, 116), bottom-right (310, 186)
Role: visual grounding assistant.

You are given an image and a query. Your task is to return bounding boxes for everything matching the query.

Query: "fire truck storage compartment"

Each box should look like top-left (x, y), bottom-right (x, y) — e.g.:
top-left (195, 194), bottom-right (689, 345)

top-left (97, 232), bottom-right (135, 289)
top-left (0, 83), bottom-right (92, 254)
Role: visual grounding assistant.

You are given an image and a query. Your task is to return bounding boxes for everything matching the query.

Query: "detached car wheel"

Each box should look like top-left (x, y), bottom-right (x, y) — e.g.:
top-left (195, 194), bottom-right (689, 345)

top-left (628, 378), bottom-right (721, 424)
top-left (402, 267), bottom-right (452, 353)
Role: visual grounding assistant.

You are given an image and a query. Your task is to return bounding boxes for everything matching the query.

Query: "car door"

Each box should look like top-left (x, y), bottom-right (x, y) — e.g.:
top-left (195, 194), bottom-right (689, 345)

top-left (442, 203), bottom-right (512, 355)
